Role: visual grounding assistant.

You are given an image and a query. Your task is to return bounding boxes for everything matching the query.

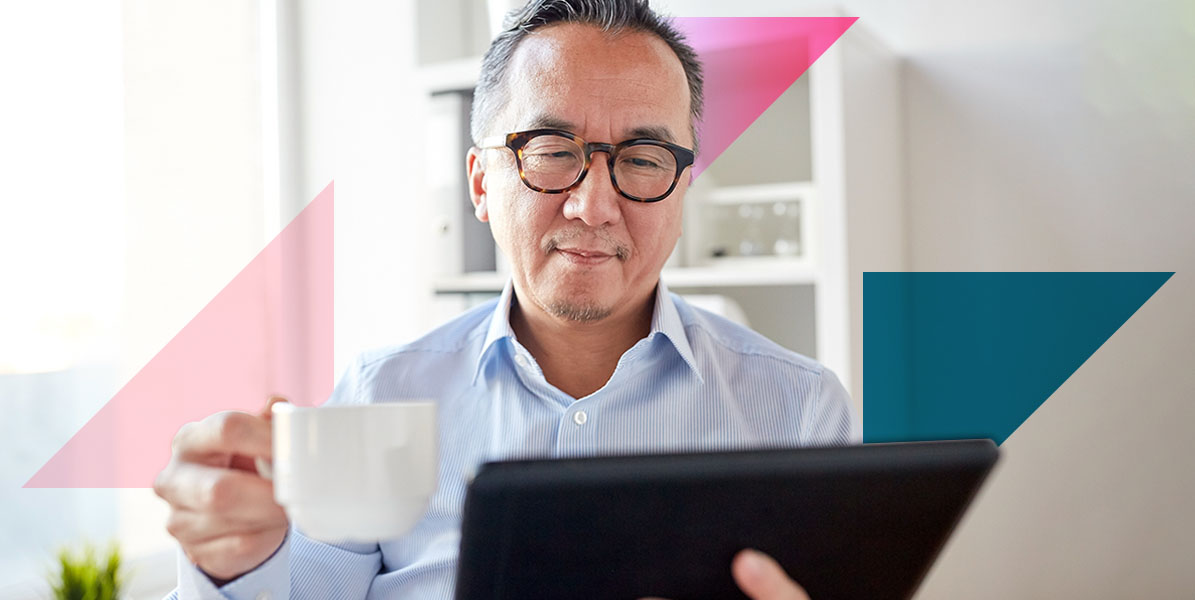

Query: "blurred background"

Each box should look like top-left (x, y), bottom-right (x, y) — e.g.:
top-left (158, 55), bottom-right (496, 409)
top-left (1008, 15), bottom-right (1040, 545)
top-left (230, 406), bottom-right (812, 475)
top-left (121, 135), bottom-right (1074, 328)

top-left (1, 0), bottom-right (1192, 597)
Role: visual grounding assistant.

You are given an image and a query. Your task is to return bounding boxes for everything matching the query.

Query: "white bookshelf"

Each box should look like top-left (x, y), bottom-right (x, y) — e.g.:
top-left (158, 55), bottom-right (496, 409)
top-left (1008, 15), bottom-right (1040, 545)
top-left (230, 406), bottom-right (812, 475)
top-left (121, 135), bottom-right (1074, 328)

top-left (416, 56), bottom-right (483, 94)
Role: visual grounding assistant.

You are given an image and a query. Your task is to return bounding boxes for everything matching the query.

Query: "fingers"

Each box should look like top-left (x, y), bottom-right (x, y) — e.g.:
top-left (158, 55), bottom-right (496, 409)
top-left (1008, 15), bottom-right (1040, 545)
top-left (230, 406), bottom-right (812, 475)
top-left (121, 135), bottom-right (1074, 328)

top-left (166, 503), bottom-right (288, 546)
top-left (637, 549), bottom-right (810, 600)
top-left (155, 458), bottom-right (289, 581)
top-left (172, 410), bottom-right (273, 464)
top-left (183, 527), bottom-right (289, 581)
top-left (155, 462), bottom-right (282, 520)
top-left (732, 549), bottom-right (810, 600)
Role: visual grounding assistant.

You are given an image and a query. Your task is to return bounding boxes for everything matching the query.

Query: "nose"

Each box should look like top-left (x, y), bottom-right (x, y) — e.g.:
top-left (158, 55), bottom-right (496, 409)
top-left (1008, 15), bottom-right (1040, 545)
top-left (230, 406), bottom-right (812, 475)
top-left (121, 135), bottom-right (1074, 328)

top-left (561, 154), bottom-right (622, 228)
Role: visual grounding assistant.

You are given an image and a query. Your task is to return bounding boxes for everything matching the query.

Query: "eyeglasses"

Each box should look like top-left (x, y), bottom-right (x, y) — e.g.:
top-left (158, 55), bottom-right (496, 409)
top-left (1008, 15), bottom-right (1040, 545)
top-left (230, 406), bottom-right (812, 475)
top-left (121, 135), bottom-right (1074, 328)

top-left (477, 129), bottom-right (696, 203)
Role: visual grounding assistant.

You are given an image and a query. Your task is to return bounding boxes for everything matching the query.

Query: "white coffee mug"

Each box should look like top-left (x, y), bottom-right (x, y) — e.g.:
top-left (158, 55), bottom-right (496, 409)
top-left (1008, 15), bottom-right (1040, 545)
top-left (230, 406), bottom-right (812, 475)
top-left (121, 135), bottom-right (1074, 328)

top-left (268, 401), bottom-right (438, 542)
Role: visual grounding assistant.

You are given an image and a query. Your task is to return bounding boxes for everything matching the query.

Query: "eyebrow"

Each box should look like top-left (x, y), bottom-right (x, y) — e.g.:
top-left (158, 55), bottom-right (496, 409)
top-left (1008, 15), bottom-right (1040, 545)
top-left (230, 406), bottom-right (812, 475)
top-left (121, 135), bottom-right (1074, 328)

top-left (523, 114), bottom-right (677, 144)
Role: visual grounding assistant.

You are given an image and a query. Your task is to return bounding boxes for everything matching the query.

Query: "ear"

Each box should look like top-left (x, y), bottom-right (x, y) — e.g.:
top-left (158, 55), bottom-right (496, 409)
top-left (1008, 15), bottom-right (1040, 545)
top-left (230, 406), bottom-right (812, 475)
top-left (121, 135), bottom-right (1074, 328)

top-left (466, 147), bottom-right (489, 223)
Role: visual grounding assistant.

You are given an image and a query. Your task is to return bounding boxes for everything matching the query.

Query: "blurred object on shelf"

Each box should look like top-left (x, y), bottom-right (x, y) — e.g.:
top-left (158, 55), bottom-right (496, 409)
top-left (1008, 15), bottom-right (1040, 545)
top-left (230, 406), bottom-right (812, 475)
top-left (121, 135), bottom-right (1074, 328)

top-left (693, 182), bottom-right (812, 268)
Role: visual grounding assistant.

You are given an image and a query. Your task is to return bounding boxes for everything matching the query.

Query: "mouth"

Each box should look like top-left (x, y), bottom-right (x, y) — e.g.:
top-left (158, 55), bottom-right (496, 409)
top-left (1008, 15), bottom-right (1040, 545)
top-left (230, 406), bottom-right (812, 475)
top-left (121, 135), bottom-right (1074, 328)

top-left (554, 247), bottom-right (617, 266)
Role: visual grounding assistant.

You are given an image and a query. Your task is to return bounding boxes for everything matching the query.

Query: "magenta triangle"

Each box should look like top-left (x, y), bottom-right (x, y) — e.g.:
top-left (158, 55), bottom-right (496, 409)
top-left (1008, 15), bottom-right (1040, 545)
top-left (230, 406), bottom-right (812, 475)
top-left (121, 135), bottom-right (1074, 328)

top-left (673, 17), bottom-right (857, 176)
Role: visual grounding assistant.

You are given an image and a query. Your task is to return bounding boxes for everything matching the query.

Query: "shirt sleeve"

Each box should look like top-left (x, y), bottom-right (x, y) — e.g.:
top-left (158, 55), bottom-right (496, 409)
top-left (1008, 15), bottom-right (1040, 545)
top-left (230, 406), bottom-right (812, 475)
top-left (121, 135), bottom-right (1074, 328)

top-left (803, 366), bottom-right (860, 446)
top-left (170, 532), bottom-right (291, 600)
top-left (166, 527), bottom-right (383, 600)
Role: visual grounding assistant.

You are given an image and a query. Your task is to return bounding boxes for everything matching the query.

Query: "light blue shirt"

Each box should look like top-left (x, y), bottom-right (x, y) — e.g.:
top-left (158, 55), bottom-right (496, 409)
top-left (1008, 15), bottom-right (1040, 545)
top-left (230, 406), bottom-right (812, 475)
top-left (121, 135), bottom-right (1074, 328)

top-left (171, 280), bottom-right (857, 600)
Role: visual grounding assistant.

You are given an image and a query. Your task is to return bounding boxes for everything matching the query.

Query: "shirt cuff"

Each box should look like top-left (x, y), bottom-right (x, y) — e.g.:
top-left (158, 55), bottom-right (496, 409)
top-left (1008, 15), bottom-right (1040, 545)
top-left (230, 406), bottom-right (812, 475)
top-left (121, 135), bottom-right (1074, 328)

top-left (175, 533), bottom-right (291, 600)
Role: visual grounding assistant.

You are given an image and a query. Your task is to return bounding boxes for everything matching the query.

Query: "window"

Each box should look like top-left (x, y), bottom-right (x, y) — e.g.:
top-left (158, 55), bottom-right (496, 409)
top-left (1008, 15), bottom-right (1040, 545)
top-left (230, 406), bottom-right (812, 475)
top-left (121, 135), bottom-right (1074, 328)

top-left (0, 1), bottom-right (278, 595)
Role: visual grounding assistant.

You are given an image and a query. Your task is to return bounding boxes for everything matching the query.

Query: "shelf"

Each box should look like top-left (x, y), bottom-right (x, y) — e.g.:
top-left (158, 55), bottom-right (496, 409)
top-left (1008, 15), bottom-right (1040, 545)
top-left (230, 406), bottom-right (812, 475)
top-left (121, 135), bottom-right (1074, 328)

top-left (416, 55), bottom-right (482, 94)
top-left (432, 271), bottom-right (506, 294)
top-left (432, 264), bottom-right (818, 295)
top-left (706, 181), bottom-right (815, 205)
top-left (665, 264), bottom-right (817, 287)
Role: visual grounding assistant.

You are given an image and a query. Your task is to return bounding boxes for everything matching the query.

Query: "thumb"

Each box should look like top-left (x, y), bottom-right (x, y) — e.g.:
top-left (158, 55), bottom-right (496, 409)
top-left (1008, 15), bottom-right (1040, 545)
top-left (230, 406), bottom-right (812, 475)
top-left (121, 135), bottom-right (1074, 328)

top-left (261, 395), bottom-right (289, 421)
top-left (732, 549), bottom-right (810, 600)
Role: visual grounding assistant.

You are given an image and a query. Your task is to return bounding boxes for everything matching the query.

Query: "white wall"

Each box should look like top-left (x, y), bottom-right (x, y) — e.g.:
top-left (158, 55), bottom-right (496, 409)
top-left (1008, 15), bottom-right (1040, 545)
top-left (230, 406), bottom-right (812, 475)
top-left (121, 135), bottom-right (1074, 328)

top-left (890, 2), bottom-right (1194, 598)
top-left (666, 0), bottom-right (1195, 596)
top-left (291, 0), bottom-right (445, 377)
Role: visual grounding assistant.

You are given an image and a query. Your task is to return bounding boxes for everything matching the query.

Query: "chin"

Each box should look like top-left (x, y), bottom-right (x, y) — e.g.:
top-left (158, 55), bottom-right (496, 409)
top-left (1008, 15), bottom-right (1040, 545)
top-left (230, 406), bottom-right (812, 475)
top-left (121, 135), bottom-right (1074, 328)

top-left (546, 301), bottom-right (613, 323)
top-left (542, 287), bottom-right (614, 322)
top-left (526, 269), bottom-right (625, 322)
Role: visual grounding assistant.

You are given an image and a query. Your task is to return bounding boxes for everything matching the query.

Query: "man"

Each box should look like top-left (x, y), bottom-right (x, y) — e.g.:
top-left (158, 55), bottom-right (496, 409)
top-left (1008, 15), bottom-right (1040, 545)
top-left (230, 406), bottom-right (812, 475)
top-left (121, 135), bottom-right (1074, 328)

top-left (155, 1), bottom-right (856, 598)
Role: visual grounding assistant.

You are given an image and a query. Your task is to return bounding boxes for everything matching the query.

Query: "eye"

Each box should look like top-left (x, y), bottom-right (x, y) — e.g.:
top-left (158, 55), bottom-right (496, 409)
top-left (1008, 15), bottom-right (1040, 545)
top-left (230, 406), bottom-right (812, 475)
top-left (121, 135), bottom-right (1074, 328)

top-left (522, 145), bottom-right (580, 161)
top-left (620, 155), bottom-right (667, 170)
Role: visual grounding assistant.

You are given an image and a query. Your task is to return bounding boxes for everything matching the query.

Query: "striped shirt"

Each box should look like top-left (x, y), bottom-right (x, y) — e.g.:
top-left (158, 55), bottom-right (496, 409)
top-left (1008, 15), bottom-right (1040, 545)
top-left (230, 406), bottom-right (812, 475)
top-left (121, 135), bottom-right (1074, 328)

top-left (171, 280), bottom-right (857, 600)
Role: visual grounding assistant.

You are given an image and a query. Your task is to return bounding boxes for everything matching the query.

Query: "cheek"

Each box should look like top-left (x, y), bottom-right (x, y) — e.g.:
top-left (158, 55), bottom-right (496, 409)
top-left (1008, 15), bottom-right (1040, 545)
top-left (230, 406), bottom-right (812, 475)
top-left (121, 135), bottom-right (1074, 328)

top-left (485, 191), bottom-right (511, 250)
top-left (488, 178), bottom-right (556, 259)
top-left (629, 202), bottom-right (683, 262)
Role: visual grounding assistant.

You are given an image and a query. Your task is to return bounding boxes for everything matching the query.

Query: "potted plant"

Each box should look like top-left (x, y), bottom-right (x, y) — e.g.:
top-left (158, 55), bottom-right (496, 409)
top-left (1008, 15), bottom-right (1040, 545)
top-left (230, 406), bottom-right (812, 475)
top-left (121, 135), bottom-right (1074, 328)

top-left (47, 543), bottom-right (125, 600)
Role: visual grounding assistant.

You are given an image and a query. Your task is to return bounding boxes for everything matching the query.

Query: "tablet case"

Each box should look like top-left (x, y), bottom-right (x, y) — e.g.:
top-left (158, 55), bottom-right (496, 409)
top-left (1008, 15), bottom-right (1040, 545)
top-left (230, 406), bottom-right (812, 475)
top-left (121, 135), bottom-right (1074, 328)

top-left (456, 439), bottom-right (998, 600)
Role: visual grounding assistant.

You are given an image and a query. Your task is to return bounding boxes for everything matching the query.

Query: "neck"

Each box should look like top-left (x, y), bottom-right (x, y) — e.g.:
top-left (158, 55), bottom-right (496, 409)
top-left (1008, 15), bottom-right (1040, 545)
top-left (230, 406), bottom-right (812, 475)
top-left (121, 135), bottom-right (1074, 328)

top-left (511, 286), bottom-right (656, 399)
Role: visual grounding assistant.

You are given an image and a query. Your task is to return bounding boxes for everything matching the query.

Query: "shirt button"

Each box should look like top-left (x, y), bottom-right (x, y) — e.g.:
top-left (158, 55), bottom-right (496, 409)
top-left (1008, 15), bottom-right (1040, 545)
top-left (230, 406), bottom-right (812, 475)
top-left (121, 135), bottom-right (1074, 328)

top-left (255, 592), bottom-right (271, 600)
top-left (573, 410), bottom-right (588, 425)
top-left (514, 354), bottom-right (529, 368)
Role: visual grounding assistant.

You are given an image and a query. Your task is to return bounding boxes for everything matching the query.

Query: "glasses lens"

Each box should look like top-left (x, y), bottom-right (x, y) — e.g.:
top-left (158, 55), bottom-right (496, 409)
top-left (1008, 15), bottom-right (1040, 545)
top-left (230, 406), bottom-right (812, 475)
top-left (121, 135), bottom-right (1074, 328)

top-left (613, 144), bottom-right (678, 200)
top-left (518, 134), bottom-right (584, 191)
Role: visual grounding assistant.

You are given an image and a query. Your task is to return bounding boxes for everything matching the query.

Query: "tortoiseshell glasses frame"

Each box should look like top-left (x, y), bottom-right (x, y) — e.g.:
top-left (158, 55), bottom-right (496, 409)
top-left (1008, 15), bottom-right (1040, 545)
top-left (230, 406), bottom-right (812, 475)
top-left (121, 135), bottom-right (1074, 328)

top-left (477, 128), bottom-right (696, 203)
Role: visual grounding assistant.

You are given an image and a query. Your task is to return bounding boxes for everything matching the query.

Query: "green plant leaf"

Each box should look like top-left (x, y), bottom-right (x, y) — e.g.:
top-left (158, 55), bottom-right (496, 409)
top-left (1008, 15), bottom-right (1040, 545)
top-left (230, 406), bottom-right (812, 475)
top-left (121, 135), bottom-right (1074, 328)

top-left (46, 542), bottom-right (124, 600)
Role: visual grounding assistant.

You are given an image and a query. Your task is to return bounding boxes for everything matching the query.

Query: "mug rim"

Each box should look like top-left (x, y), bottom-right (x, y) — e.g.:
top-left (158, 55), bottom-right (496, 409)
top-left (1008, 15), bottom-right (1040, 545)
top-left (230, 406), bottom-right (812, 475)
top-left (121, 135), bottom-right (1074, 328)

top-left (271, 400), bottom-right (436, 415)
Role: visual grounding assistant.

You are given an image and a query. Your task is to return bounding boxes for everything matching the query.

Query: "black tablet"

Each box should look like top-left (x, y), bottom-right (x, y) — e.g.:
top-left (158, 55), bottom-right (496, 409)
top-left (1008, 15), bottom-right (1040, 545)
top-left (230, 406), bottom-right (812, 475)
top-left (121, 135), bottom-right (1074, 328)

top-left (455, 440), bottom-right (998, 600)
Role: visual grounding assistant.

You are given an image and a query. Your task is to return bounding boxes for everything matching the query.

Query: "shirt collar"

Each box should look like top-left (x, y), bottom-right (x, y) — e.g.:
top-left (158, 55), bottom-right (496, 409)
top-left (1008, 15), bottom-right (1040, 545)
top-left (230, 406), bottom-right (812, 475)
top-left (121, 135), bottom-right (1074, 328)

top-left (473, 279), bottom-right (518, 385)
top-left (650, 279), bottom-right (703, 382)
top-left (472, 278), bottom-right (703, 385)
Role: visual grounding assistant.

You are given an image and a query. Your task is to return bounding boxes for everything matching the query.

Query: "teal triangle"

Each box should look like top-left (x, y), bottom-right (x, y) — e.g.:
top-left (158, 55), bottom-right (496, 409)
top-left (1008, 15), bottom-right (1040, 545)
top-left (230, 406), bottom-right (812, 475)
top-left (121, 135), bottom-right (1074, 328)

top-left (863, 272), bottom-right (1172, 445)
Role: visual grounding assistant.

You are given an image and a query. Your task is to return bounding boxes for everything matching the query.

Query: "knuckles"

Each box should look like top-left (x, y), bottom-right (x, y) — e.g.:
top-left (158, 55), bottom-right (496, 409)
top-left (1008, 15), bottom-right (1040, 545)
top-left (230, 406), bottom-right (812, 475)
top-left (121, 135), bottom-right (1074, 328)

top-left (170, 422), bottom-right (196, 455)
top-left (152, 464), bottom-right (173, 501)
top-left (174, 411), bottom-right (256, 456)
top-left (204, 471), bottom-right (240, 513)
top-left (224, 533), bottom-right (255, 558)
top-left (212, 411), bottom-right (253, 447)
top-left (164, 511), bottom-right (188, 539)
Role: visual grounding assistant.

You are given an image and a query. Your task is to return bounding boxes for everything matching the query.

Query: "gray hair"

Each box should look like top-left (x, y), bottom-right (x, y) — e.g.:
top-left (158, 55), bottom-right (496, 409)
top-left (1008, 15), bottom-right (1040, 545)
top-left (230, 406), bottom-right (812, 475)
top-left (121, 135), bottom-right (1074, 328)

top-left (470, 0), bottom-right (704, 154)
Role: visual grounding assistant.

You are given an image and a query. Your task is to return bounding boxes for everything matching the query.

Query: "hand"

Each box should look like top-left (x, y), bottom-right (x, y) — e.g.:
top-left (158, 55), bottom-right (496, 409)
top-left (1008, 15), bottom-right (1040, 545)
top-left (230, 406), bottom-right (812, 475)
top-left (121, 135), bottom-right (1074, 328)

top-left (639, 549), bottom-right (810, 600)
top-left (153, 397), bottom-right (290, 582)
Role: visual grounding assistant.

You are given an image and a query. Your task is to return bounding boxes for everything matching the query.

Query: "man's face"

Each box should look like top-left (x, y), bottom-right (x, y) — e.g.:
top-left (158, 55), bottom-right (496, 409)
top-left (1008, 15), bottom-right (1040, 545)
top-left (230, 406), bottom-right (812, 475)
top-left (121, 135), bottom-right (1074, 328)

top-left (468, 23), bottom-right (693, 323)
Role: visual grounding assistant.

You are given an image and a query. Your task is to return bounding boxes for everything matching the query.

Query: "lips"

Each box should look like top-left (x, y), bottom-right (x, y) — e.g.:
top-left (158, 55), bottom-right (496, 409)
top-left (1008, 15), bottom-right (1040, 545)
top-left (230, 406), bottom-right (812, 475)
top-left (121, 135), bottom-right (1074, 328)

top-left (555, 247), bottom-right (615, 265)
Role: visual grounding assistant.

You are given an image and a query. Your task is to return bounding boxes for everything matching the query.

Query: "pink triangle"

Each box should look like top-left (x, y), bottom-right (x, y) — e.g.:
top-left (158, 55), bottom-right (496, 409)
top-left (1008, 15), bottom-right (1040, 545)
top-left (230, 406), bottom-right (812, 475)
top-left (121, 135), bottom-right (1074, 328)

top-left (25, 182), bottom-right (334, 488)
top-left (673, 17), bottom-right (857, 177)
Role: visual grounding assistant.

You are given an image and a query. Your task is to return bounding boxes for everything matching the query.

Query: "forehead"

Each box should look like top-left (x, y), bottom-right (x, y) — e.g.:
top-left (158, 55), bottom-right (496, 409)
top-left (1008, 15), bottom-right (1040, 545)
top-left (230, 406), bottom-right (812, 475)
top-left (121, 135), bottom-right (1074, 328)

top-left (502, 23), bottom-right (692, 145)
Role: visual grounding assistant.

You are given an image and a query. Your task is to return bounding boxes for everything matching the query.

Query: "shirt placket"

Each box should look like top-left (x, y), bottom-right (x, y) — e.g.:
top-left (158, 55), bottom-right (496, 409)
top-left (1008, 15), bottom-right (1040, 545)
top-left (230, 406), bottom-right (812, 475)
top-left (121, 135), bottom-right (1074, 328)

top-left (553, 335), bottom-right (663, 458)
